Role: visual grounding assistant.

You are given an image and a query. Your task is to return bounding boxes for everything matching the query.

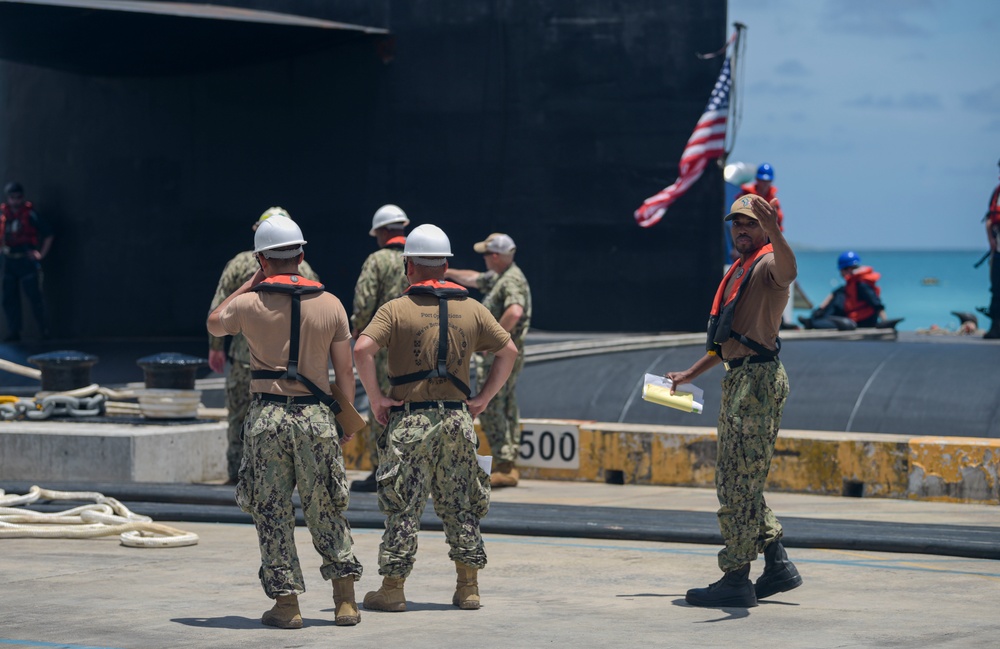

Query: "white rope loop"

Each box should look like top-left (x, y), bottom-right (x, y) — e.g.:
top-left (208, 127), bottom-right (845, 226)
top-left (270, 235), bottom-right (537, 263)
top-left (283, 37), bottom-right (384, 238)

top-left (0, 486), bottom-right (199, 548)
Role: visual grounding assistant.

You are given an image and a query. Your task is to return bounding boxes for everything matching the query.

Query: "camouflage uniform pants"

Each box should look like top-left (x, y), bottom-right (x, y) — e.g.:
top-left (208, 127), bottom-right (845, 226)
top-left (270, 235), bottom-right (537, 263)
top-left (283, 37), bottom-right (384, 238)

top-left (715, 360), bottom-right (789, 572)
top-left (236, 399), bottom-right (363, 597)
top-left (364, 346), bottom-right (392, 467)
top-left (225, 361), bottom-right (252, 482)
top-left (374, 404), bottom-right (491, 578)
top-left (476, 350), bottom-right (524, 463)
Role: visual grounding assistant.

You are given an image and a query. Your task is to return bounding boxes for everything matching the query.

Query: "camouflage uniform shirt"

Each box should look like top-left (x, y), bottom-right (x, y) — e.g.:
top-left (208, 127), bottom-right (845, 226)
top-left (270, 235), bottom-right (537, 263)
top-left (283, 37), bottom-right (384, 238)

top-left (351, 244), bottom-right (408, 332)
top-left (476, 262), bottom-right (531, 349)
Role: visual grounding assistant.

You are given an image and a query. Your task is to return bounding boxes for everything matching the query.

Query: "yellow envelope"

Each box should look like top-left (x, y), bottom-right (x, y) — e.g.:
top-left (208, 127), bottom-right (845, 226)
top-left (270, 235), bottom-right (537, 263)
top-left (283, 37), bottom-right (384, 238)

top-left (642, 383), bottom-right (703, 414)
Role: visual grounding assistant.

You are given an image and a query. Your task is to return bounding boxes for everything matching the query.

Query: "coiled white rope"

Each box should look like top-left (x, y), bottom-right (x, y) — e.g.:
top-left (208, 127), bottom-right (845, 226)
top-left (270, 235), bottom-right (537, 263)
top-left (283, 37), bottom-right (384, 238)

top-left (0, 486), bottom-right (199, 548)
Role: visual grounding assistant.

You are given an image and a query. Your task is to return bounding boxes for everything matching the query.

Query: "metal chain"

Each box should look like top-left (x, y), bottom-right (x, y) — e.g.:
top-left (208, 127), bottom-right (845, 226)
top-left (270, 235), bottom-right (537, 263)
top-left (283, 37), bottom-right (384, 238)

top-left (0, 394), bottom-right (107, 421)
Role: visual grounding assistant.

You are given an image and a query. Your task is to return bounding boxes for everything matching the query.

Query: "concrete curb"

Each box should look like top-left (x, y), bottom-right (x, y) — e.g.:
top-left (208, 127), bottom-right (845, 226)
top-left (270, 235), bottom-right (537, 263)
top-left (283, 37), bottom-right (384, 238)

top-left (518, 421), bottom-right (1000, 504)
top-left (344, 418), bottom-right (1000, 504)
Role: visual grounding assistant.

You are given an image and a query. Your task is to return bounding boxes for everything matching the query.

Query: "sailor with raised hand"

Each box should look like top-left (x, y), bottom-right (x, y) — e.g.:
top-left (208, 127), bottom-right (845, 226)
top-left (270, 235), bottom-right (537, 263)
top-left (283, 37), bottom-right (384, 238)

top-left (207, 214), bottom-right (363, 629)
top-left (664, 194), bottom-right (802, 608)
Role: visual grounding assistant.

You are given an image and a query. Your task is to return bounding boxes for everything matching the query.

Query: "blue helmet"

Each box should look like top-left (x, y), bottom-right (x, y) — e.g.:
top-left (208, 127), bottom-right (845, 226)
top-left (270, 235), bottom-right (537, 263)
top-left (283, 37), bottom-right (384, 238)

top-left (756, 163), bottom-right (774, 181)
top-left (838, 251), bottom-right (861, 271)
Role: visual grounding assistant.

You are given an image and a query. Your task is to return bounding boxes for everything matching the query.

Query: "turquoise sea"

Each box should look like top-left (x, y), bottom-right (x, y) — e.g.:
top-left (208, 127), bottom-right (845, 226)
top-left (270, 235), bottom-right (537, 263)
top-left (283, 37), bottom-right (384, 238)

top-left (791, 250), bottom-right (991, 332)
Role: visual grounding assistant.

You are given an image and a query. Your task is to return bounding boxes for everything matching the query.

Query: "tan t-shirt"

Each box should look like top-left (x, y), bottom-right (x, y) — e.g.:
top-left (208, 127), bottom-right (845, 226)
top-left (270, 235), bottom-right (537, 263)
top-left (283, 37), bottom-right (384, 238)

top-left (219, 288), bottom-right (350, 396)
top-left (720, 253), bottom-right (793, 360)
top-left (361, 293), bottom-right (511, 401)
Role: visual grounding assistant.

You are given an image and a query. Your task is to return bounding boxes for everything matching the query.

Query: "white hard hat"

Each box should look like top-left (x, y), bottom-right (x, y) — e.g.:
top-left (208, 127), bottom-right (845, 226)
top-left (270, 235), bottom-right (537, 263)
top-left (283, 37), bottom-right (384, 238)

top-left (254, 215), bottom-right (307, 258)
top-left (369, 204), bottom-right (410, 236)
top-left (402, 224), bottom-right (452, 260)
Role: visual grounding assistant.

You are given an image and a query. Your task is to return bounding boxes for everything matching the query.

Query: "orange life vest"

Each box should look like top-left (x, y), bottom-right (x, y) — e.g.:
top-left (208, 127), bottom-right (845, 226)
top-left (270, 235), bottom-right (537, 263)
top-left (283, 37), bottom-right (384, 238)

top-left (706, 244), bottom-right (780, 359)
top-left (843, 266), bottom-right (880, 323)
top-left (389, 279), bottom-right (472, 396)
top-left (987, 184), bottom-right (1000, 228)
top-left (385, 235), bottom-right (406, 249)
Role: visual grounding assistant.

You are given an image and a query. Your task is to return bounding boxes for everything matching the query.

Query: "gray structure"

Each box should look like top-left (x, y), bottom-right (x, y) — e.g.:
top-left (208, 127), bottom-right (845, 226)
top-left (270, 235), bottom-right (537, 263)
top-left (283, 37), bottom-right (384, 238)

top-left (0, 0), bottom-right (726, 337)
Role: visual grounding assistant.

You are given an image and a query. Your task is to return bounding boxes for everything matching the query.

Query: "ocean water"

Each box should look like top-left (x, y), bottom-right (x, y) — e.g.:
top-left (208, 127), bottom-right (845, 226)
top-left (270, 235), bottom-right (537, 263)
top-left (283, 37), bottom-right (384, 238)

top-left (791, 250), bottom-right (991, 332)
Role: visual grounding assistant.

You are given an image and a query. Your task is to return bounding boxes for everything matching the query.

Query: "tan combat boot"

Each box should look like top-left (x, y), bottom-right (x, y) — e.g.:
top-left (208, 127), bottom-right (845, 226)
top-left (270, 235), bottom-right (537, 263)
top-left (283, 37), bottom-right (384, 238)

top-left (490, 461), bottom-right (519, 488)
top-left (261, 593), bottom-right (303, 629)
top-left (362, 576), bottom-right (407, 612)
top-left (453, 562), bottom-right (481, 610)
top-left (332, 576), bottom-right (361, 626)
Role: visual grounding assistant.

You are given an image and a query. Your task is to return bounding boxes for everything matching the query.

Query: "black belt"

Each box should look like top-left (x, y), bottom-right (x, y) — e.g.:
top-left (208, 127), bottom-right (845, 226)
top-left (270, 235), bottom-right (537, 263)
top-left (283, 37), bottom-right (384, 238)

top-left (390, 400), bottom-right (466, 413)
top-left (724, 355), bottom-right (778, 371)
top-left (254, 393), bottom-right (322, 405)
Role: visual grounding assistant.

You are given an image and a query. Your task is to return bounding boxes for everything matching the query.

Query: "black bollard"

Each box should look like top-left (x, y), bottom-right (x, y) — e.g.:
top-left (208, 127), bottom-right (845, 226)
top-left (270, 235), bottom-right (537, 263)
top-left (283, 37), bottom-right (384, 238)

top-left (136, 353), bottom-right (208, 390)
top-left (28, 350), bottom-right (99, 392)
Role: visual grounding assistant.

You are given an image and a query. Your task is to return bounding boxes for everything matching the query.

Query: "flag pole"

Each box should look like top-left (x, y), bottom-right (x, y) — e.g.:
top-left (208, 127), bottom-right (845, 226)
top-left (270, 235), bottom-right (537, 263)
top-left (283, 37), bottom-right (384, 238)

top-left (723, 22), bottom-right (747, 166)
top-left (633, 27), bottom-right (742, 228)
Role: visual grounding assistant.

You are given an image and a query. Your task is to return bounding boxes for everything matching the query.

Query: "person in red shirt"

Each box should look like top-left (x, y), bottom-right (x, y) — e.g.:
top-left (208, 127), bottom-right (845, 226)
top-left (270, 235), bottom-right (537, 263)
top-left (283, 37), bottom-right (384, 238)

top-left (799, 251), bottom-right (902, 330)
top-left (738, 163), bottom-right (784, 232)
top-left (0, 182), bottom-right (54, 342)
top-left (737, 164), bottom-right (795, 328)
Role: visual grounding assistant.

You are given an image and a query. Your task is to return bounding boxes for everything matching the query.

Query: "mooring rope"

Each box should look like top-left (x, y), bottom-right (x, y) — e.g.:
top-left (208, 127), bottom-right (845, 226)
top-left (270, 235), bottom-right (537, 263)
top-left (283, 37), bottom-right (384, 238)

top-left (0, 485), bottom-right (199, 548)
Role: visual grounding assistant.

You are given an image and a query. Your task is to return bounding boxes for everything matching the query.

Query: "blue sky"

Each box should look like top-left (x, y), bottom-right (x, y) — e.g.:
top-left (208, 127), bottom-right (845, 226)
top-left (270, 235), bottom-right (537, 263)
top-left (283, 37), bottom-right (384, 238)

top-left (725, 0), bottom-right (999, 250)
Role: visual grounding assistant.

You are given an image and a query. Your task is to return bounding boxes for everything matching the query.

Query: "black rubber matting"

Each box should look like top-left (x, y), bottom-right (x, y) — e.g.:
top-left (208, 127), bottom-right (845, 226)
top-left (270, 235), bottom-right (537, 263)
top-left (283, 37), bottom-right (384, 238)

top-left (4, 481), bottom-right (998, 561)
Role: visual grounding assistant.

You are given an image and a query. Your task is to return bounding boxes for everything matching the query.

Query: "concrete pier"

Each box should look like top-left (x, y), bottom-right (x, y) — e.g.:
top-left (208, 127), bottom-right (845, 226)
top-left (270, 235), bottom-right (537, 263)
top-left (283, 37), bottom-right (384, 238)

top-left (0, 419), bottom-right (226, 482)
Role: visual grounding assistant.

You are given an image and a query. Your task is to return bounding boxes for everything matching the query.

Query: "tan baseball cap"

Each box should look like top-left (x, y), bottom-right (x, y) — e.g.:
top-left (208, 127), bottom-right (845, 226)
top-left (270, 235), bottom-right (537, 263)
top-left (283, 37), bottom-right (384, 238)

top-left (724, 194), bottom-right (765, 222)
top-left (473, 232), bottom-right (516, 254)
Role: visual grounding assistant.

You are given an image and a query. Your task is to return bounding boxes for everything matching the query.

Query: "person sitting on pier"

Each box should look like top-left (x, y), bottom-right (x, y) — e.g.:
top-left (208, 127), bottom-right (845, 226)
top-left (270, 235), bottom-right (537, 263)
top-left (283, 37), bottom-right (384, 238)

top-left (799, 251), bottom-right (902, 330)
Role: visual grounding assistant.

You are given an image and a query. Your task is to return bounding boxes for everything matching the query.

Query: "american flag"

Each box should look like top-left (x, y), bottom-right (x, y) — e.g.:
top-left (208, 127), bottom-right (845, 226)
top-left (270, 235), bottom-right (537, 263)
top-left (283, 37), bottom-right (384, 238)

top-left (634, 58), bottom-right (731, 228)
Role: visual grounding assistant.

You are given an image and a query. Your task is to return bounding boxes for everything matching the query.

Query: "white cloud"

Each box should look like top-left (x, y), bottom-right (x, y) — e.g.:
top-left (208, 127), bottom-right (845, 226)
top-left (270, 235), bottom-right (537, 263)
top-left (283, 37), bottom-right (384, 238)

top-left (845, 93), bottom-right (942, 110)
top-left (822, 0), bottom-right (936, 37)
top-left (774, 59), bottom-right (809, 76)
top-left (961, 83), bottom-right (1000, 113)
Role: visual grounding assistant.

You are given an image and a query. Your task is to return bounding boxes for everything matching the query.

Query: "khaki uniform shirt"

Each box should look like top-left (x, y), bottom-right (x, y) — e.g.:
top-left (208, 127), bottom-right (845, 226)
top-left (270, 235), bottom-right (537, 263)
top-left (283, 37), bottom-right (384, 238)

top-left (361, 292), bottom-right (511, 402)
top-left (218, 283), bottom-right (349, 397)
top-left (720, 252), bottom-right (794, 360)
top-left (209, 250), bottom-right (318, 363)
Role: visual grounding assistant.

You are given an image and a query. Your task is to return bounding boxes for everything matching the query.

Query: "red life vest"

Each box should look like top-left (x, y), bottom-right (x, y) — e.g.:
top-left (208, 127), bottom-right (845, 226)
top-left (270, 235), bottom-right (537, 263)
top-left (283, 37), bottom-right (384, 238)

top-left (248, 274), bottom-right (344, 424)
top-left (404, 279), bottom-right (468, 296)
top-left (252, 273), bottom-right (324, 295)
top-left (987, 184), bottom-right (1000, 228)
top-left (843, 266), bottom-right (880, 323)
top-left (706, 244), bottom-right (780, 359)
top-left (739, 183), bottom-right (784, 231)
top-left (0, 201), bottom-right (39, 249)
top-left (389, 279), bottom-right (472, 396)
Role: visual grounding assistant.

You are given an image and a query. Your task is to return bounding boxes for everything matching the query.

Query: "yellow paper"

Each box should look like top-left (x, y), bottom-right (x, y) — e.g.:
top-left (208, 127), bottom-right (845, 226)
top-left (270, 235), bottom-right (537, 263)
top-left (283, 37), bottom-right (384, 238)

top-left (642, 383), bottom-right (699, 413)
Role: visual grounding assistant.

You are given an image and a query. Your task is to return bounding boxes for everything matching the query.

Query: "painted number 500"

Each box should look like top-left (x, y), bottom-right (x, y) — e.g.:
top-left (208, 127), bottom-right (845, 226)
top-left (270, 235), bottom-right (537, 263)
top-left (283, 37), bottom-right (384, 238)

top-left (518, 425), bottom-right (580, 469)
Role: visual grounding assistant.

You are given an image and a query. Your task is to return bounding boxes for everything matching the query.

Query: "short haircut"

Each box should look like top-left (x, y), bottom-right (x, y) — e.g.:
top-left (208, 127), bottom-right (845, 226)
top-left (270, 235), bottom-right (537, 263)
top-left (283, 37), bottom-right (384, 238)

top-left (411, 256), bottom-right (447, 267)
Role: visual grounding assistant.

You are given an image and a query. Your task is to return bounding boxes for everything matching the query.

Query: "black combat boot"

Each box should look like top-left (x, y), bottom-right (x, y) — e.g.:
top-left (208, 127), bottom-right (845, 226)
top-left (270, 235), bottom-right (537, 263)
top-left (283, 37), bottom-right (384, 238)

top-left (754, 541), bottom-right (803, 599)
top-left (685, 564), bottom-right (757, 608)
